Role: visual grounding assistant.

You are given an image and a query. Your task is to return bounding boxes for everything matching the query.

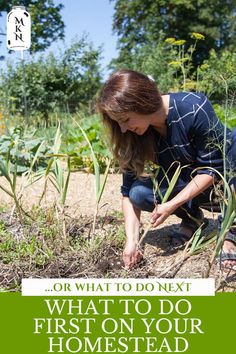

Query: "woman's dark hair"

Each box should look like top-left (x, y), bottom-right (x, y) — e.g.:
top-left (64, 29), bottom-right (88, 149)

top-left (97, 69), bottom-right (163, 176)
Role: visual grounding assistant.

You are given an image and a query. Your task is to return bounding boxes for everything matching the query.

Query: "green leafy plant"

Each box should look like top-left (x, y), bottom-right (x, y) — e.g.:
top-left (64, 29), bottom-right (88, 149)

top-left (158, 226), bottom-right (216, 277)
top-left (166, 32), bottom-right (205, 91)
top-left (63, 114), bottom-right (111, 172)
top-left (203, 170), bottom-right (236, 261)
top-left (197, 50), bottom-right (236, 101)
top-left (0, 130), bottom-right (46, 221)
top-left (38, 125), bottom-right (71, 206)
top-left (0, 36), bottom-right (102, 126)
top-left (32, 125), bottom-right (72, 239)
top-left (0, 126), bottom-right (50, 173)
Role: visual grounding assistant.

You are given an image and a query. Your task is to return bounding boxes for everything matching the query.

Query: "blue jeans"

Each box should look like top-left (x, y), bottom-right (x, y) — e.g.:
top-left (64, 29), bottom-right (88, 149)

top-left (129, 177), bottom-right (212, 220)
top-left (227, 127), bottom-right (236, 188)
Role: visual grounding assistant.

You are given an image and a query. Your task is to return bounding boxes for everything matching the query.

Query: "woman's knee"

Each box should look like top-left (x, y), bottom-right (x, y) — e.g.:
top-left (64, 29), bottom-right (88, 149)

top-left (129, 185), bottom-right (154, 211)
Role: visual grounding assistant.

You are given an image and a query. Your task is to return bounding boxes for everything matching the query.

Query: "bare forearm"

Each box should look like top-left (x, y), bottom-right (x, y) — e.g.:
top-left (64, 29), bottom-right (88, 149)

top-left (122, 197), bottom-right (143, 268)
top-left (122, 197), bottom-right (141, 245)
top-left (151, 174), bottom-right (214, 228)
top-left (169, 174), bottom-right (214, 210)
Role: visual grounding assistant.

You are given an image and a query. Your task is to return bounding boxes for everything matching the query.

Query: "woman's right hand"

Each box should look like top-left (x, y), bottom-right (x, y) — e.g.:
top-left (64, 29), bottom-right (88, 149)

top-left (122, 242), bottom-right (143, 268)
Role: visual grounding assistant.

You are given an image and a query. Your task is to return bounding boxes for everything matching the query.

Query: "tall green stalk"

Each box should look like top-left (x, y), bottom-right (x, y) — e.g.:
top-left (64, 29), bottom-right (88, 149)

top-left (138, 161), bottom-right (185, 247)
top-left (72, 117), bottom-right (111, 237)
top-left (194, 166), bottom-right (236, 261)
top-left (39, 125), bottom-right (72, 208)
top-left (220, 76), bottom-right (229, 216)
top-left (36, 125), bottom-right (72, 239)
top-left (166, 33), bottom-right (205, 91)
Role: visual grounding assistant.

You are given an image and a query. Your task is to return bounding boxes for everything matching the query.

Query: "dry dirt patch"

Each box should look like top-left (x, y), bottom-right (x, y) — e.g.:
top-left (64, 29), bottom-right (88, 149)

top-left (0, 172), bottom-right (235, 292)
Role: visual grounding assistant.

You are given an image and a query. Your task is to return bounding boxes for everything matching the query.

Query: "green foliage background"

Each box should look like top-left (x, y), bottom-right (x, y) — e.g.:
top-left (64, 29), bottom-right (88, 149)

top-left (111, 0), bottom-right (236, 68)
top-left (0, 36), bottom-right (102, 125)
top-left (0, 0), bottom-right (235, 173)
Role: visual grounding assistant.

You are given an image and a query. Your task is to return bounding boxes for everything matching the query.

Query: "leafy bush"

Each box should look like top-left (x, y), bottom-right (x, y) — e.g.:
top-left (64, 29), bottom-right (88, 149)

top-left (110, 33), bottom-right (206, 93)
top-left (213, 104), bottom-right (236, 129)
top-left (62, 115), bottom-right (111, 172)
top-left (0, 115), bottom-right (111, 176)
top-left (198, 50), bottom-right (236, 101)
top-left (0, 36), bottom-right (102, 126)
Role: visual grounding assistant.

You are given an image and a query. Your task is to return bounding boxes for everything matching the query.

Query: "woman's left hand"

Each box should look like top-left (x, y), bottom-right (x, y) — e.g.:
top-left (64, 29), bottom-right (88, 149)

top-left (150, 202), bottom-right (176, 228)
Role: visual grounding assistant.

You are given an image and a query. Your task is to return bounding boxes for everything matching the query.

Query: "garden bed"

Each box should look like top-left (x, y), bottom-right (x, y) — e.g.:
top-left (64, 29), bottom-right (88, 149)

top-left (0, 172), bottom-right (235, 292)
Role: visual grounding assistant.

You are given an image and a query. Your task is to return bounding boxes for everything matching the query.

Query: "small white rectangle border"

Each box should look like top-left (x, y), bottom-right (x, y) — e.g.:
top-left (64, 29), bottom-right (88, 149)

top-left (22, 278), bottom-right (215, 296)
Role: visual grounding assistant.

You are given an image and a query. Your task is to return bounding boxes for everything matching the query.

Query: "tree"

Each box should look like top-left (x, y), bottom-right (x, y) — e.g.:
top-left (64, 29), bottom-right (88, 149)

top-left (0, 0), bottom-right (65, 52)
top-left (111, 0), bottom-right (236, 67)
top-left (109, 34), bottom-right (179, 93)
top-left (0, 36), bottom-right (103, 125)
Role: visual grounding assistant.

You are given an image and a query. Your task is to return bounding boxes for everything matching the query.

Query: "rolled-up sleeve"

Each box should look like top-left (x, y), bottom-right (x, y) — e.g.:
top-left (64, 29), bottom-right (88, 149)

top-left (192, 95), bottom-right (226, 179)
top-left (120, 171), bottom-right (136, 197)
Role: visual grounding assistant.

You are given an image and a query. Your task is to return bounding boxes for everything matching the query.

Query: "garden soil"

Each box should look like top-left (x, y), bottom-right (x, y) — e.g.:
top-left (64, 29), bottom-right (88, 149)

top-left (0, 172), bottom-right (235, 292)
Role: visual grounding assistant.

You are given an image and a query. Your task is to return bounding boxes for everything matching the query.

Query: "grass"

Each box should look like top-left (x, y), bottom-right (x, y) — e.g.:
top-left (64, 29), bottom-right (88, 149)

top-left (0, 205), bottom-right (127, 291)
top-left (0, 200), bottom-right (235, 292)
top-left (0, 208), bottom-right (60, 266)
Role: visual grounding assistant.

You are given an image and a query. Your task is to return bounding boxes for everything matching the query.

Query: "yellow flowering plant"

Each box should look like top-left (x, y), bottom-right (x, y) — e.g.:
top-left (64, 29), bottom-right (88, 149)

top-left (165, 32), bottom-right (205, 91)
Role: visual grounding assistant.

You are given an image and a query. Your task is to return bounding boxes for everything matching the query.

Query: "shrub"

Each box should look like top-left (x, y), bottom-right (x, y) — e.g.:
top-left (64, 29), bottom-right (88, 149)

top-left (0, 36), bottom-right (102, 126)
top-left (198, 50), bottom-right (236, 101)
